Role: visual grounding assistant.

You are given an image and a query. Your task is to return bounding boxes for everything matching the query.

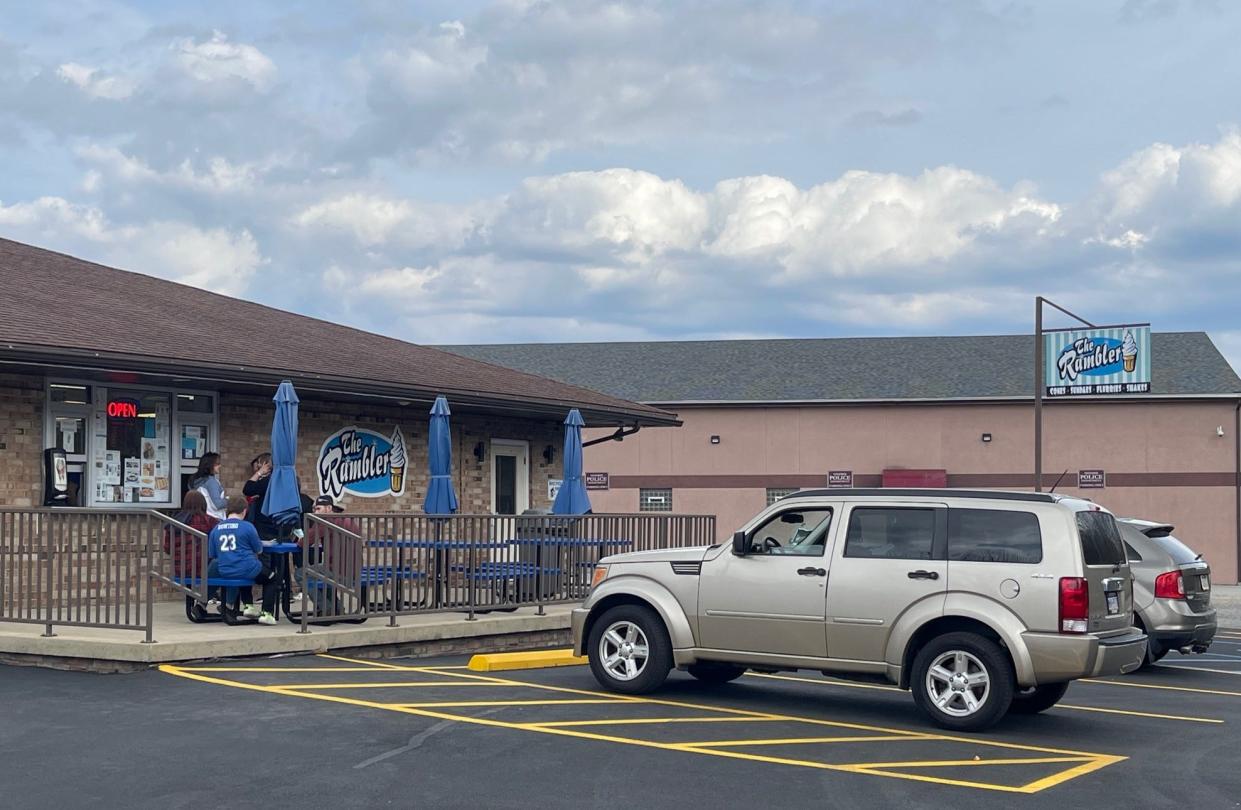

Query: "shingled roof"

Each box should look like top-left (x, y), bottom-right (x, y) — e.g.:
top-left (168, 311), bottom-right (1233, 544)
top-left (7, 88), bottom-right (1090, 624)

top-left (443, 334), bottom-right (1241, 403)
top-left (0, 238), bottom-right (677, 426)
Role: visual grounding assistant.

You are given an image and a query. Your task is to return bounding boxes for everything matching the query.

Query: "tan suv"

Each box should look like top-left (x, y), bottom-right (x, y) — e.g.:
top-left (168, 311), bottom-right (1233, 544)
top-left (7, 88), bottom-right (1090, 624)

top-left (572, 489), bottom-right (1147, 731)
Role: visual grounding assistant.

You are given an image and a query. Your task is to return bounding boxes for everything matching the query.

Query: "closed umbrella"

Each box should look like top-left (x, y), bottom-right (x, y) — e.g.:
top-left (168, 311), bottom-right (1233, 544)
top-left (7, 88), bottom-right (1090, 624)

top-left (552, 409), bottom-right (591, 514)
top-left (423, 395), bottom-right (459, 514)
top-left (261, 380), bottom-right (302, 533)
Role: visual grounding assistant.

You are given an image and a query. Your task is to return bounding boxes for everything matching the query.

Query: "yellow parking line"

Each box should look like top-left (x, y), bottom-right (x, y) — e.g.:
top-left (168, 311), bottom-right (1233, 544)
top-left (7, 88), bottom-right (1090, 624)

top-left (846, 756), bottom-right (1093, 769)
top-left (1054, 704), bottom-right (1223, 724)
top-left (161, 662), bottom-right (1124, 794)
top-left (391, 700), bottom-right (623, 708)
top-left (317, 653), bottom-right (409, 670)
top-left (748, 669), bottom-right (1225, 723)
top-left (281, 681), bottom-right (521, 690)
top-left (532, 717), bottom-right (781, 728)
top-left (682, 735), bottom-right (927, 747)
top-left (1080, 679), bottom-right (1241, 697)
top-left (1156, 665), bottom-right (1241, 676)
top-left (178, 667), bottom-right (388, 673)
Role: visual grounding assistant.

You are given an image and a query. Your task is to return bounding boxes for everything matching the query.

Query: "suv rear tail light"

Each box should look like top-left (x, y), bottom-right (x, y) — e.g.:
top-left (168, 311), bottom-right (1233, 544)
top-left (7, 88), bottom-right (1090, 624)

top-left (1154, 570), bottom-right (1185, 599)
top-left (1059, 577), bottom-right (1089, 633)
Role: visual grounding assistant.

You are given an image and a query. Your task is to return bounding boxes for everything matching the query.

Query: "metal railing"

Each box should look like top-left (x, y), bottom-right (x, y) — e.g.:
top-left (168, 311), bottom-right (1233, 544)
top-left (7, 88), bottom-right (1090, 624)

top-left (297, 513), bottom-right (717, 629)
top-left (0, 508), bottom-right (716, 640)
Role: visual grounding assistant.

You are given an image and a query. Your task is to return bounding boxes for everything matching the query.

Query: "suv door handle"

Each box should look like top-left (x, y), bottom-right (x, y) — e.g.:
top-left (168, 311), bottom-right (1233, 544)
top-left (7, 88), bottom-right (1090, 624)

top-left (907, 570), bottom-right (940, 580)
top-left (797, 567), bottom-right (827, 577)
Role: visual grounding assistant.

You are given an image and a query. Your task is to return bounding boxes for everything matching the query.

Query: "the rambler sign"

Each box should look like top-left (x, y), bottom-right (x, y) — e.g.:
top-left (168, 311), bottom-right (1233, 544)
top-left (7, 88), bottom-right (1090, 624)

top-left (1044, 324), bottom-right (1151, 397)
top-left (318, 426), bottom-right (407, 499)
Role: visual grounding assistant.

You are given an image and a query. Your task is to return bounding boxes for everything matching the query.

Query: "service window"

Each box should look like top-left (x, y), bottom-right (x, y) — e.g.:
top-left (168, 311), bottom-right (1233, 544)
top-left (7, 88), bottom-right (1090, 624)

top-left (948, 508), bottom-right (1043, 564)
top-left (844, 507), bottom-right (936, 560)
top-left (749, 509), bottom-right (833, 556)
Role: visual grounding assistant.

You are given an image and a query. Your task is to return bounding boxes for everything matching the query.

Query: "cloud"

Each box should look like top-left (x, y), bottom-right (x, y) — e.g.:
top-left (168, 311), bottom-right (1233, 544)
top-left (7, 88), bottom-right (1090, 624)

top-left (171, 30), bottom-right (276, 92)
top-left (846, 108), bottom-right (924, 128)
top-left (0, 196), bottom-right (263, 296)
top-left (56, 62), bottom-right (135, 100)
top-left (292, 192), bottom-right (482, 249)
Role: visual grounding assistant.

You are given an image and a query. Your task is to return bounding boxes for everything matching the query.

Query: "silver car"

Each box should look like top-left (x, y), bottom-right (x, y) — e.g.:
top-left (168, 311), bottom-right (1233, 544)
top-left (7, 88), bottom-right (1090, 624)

top-left (1117, 518), bottom-right (1216, 667)
top-left (573, 489), bottom-right (1147, 732)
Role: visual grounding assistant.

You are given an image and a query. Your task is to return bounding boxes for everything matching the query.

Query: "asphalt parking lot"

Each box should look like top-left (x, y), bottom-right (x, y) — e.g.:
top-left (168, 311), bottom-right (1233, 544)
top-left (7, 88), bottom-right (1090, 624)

top-left (4, 636), bottom-right (1241, 809)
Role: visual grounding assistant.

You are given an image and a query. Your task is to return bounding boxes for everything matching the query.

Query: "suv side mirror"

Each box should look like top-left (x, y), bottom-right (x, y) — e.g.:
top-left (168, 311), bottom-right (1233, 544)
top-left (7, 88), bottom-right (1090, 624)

top-left (732, 530), bottom-right (748, 556)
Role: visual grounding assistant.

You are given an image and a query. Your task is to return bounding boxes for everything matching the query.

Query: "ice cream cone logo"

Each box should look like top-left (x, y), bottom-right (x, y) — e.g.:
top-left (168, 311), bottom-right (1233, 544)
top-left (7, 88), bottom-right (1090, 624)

top-left (1122, 330), bottom-right (1138, 373)
top-left (389, 426), bottom-right (406, 494)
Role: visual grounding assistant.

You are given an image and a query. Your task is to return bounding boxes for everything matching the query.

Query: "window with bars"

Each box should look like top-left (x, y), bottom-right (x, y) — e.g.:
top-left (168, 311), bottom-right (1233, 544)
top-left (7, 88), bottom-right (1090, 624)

top-left (766, 487), bottom-right (798, 506)
top-left (639, 488), bottom-right (672, 512)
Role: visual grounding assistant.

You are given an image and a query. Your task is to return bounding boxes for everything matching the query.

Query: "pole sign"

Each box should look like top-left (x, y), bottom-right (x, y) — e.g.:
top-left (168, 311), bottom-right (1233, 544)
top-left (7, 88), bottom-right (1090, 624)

top-left (585, 472), bottom-right (610, 491)
top-left (1044, 324), bottom-right (1151, 397)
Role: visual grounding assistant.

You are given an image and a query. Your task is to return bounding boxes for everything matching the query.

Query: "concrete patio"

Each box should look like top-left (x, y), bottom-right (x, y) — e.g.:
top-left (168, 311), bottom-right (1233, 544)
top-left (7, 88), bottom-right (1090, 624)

top-left (0, 602), bottom-right (572, 671)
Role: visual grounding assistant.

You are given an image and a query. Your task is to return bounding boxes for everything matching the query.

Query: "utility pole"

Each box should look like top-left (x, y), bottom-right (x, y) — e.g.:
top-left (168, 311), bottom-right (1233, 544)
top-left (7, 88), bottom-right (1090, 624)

top-left (1033, 297), bottom-right (1097, 492)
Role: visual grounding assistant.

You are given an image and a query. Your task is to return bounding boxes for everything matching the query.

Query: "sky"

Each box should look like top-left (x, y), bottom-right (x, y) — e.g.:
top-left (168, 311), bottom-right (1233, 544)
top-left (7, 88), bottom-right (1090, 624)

top-left (1, 0), bottom-right (1239, 373)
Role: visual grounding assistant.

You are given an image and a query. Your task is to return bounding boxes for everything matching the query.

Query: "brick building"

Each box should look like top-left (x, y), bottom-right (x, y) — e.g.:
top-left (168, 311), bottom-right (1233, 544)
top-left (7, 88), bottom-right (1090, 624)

top-left (448, 336), bottom-right (1241, 582)
top-left (0, 239), bottom-right (678, 515)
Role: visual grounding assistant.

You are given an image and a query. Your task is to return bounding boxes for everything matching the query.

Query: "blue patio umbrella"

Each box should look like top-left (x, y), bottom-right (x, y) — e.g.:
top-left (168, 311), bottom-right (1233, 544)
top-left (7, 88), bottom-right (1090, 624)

top-left (423, 395), bottom-right (459, 514)
top-left (552, 409), bottom-right (591, 515)
top-left (261, 380), bottom-right (302, 531)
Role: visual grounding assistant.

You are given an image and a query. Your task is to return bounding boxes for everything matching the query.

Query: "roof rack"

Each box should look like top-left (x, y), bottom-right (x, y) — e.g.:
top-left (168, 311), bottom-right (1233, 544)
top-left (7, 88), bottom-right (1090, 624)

top-left (785, 488), bottom-right (1057, 503)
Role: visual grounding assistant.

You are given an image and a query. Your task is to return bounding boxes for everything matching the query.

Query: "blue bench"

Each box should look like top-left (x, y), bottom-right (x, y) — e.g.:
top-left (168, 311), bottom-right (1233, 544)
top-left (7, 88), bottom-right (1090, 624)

top-left (307, 566), bottom-right (425, 588)
top-left (449, 562), bottom-right (562, 579)
top-left (172, 576), bottom-right (260, 624)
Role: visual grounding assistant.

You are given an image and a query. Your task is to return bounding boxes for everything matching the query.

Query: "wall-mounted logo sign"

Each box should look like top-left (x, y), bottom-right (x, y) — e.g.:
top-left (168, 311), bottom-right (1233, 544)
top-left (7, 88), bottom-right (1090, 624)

top-left (827, 470), bottom-right (853, 488)
top-left (318, 426), bottom-right (407, 499)
top-left (106, 399), bottom-right (140, 418)
top-left (585, 472), bottom-right (610, 491)
top-left (1078, 469), bottom-right (1106, 489)
top-left (1044, 325), bottom-right (1151, 397)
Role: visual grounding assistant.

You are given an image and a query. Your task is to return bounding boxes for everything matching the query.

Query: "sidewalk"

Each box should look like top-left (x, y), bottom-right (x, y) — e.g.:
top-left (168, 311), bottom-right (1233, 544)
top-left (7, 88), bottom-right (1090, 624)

top-left (0, 602), bottom-right (572, 671)
top-left (1211, 584), bottom-right (1241, 627)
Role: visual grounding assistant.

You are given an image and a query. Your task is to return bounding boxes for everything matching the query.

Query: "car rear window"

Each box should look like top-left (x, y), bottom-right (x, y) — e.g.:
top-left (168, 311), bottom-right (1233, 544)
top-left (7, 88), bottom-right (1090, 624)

top-left (948, 508), bottom-right (1042, 564)
top-left (1152, 535), bottom-right (1201, 566)
top-left (1076, 512), bottom-right (1126, 566)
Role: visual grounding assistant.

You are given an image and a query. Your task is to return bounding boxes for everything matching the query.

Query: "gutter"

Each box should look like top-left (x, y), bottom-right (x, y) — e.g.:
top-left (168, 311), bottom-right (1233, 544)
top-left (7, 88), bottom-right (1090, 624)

top-left (642, 394), bottom-right (1241, 407)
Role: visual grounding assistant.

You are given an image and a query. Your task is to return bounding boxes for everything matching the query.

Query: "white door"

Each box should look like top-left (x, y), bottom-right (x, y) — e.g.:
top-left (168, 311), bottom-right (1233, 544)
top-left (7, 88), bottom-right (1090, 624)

top-left (491, 440), bottom-right (530, 515)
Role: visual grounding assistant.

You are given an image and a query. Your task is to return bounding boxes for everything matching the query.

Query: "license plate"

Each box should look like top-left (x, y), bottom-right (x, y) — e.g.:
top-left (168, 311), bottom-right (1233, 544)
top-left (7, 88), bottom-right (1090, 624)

top-left (1201, 575), bottom-right (1211, 591)
top-left (1106, 592), bottom-right (1120, 615)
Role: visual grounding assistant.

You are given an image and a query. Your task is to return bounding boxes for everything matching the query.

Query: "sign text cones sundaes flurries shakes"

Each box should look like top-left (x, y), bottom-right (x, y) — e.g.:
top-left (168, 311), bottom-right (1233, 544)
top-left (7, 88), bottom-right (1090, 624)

top-left (317, 425), bottom-right (407, 499)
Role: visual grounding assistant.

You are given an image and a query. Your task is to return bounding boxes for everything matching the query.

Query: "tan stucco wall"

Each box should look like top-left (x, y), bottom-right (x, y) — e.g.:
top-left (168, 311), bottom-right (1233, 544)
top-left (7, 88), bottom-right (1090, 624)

top-left (585, 401), bottom-right (1241, 582)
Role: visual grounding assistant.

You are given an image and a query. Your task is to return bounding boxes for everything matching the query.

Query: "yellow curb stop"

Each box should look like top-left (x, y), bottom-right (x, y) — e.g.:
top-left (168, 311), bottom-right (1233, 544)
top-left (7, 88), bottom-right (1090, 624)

top-left (468, 649), bottom-right (588, 672)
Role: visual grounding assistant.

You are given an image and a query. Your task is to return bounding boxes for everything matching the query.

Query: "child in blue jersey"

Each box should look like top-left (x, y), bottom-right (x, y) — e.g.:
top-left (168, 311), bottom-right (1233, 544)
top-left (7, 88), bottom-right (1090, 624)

top-left (208, 495), bottom-right (279, 625)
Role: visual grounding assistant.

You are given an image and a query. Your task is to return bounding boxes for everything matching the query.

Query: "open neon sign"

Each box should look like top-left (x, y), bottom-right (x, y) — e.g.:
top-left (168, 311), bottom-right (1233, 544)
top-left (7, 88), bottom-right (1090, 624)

top-left (106, 399), bottom-right (140, 419)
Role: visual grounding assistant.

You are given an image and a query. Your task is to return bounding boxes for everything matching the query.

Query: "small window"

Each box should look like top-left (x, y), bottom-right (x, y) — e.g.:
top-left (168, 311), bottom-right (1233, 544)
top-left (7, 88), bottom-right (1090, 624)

top-left (639, 488), bottom-right (672, 512)
top-left (845, 508), bottom-right (936, 560)
top-left (766, 487), bottom-right (798, 506)
top-left (1123, 542), bottom-right (1143, 562)
top-left (750, 509), bottom-right (832, 557)
top-left (1076, 512), bottom-right (1126, 566)
top-left (948, 508), bottom-right (1042, 564)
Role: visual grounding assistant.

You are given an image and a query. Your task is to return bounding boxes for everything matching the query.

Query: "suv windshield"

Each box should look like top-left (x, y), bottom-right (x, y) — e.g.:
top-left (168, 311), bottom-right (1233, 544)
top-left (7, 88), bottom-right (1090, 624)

top-left (1076, 511), bottom-right (1126, 566)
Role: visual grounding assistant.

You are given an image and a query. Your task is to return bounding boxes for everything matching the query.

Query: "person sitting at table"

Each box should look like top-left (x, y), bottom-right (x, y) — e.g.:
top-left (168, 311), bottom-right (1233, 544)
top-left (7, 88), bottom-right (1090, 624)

top-left (208, 495), bottom-right (279, 626)
top-left (163, 490), bottom-right (220, 609)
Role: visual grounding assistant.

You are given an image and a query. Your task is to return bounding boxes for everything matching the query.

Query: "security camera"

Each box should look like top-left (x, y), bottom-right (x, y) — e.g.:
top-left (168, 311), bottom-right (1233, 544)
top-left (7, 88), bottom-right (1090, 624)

top-left (1218, 426), bottom-right (1226, 438)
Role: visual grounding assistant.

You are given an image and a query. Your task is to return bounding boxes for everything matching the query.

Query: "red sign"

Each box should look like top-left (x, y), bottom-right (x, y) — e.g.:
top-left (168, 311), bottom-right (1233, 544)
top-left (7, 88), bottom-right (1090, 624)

top-left (106, 399), bottom-right (139, 419)
top-left (882, 468), bottom-right (947, 488)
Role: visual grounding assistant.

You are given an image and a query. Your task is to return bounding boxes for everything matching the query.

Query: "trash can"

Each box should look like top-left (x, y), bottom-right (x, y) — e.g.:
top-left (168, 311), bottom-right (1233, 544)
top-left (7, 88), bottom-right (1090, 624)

top-left (515, 508), bottom-right (573, 598)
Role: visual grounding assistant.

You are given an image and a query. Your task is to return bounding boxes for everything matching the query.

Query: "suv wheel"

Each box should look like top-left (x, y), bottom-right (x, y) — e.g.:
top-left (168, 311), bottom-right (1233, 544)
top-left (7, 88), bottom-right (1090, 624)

top-left (687, 662), bottom-right (746, 684)
top-left (911, 632), bottom-right (1014, 731)
top-left (587, 605), bottom-right (672, 694)
top-left (1008, 682), bottom-right (1070, 715)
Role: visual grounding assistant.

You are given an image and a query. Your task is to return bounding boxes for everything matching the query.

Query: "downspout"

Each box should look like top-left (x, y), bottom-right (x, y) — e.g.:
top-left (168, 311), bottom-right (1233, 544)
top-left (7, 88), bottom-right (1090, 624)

top-left (1235, 399), bottom-right (1240, 584)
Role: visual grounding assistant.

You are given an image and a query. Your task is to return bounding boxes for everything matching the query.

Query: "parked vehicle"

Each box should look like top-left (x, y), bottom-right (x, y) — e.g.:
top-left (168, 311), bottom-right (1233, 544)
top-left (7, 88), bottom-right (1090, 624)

top-left (1117, 518), bottom-right (1215, 668)
top-left (573, 489), bottom-right (1147, 731)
